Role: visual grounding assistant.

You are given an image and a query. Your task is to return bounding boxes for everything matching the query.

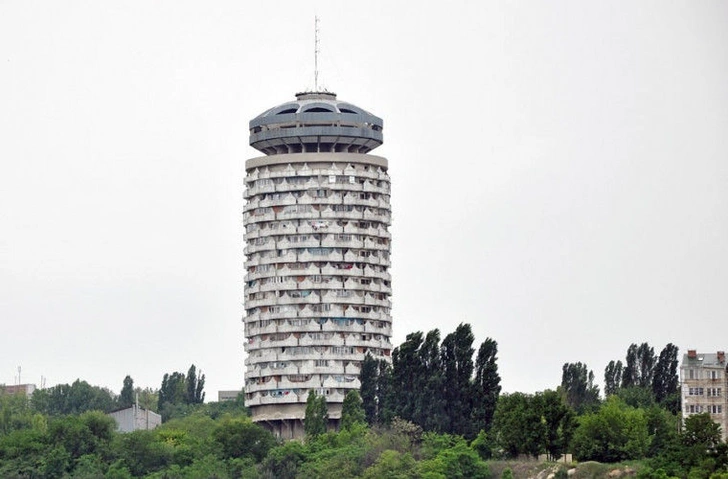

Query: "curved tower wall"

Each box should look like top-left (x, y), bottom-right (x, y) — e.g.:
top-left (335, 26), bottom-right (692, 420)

top-left (243, 92), bottom-right (392, 438)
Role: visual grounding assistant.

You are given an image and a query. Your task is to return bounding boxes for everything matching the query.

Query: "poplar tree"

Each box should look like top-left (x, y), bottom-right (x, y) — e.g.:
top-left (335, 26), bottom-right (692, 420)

top-left (391, 331), bottom-right (424, 422)
top-left (652, 343), bottom-right (680, 413)
top-left (472, 337), bottom-right (501, 433)
top-left (417, 329), bottom-right (447, 432)
top-left (604, 360), bottom-right (623, 397)
top-left (119, 375), bottom-right (134, 409)
top-left (304, 390), bottom-right (328, 438)
top-left (560, 362), bottom-right (600, 413)
top-left (441, 323), bottom-right (475, 436)
top-left (340, 390), bottom-right (365, 430)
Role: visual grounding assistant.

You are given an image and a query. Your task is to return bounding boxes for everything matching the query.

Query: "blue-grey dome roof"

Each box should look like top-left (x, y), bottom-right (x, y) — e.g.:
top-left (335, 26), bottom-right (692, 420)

top-left (249, 92), bottom-right (383, 155)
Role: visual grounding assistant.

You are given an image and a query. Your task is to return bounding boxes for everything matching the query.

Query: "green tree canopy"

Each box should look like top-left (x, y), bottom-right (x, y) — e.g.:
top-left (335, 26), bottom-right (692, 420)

top-left (604, 360), bottom-right (623, 397)
top-left (340, 390), bottom-right (365, 430)
top-left (31, 380), bottom-right (115, 416)
top-left (571, 395), bottom-right (649, 462)
top-left (472, 337), bottom-right (501, 434)
top-left (304, 390), bottom-right (328, 438)
top-left (119, 375), bottom-right (134, 409)
top-left (560, 362), bottom-right (600, 413)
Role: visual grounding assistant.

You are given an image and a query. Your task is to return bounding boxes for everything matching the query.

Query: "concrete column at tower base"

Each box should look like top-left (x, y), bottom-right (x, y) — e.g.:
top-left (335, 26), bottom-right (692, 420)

top-left (252, 403), bottom-right (343, 440)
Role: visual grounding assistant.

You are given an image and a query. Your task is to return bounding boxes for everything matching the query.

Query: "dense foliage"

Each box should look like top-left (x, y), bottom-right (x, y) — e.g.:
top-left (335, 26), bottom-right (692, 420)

top-left (1, 333), bottom-right (723, 478)
top-left (362, 323), bottom-right (502, 439)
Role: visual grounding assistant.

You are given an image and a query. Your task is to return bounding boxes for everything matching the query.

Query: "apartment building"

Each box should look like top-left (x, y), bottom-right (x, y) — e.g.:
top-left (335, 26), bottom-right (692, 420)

top-left (680, 350), bottom-right (728, 439)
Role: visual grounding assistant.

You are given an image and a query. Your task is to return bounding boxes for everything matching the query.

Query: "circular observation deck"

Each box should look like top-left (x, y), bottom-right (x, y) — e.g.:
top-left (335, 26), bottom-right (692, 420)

top-left (249, 92), bottom-right (383, 156)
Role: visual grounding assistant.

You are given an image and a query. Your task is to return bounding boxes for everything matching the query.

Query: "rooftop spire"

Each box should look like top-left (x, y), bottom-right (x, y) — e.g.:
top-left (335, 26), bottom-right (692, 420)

top-left (314, 16), bottom-right (320, 92)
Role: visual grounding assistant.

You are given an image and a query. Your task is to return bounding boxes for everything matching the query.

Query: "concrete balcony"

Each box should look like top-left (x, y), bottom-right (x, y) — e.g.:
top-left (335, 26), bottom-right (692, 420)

top-left (299, 194), bottom-right (344, 205)
top-left (245, 297), bottom-right (277, 309)
top-left (244, 229), bottom-right (262, 241)
top-left (246, 349), bottom-right (280, 364)
top-left (345, 337), bottom-right (391, 350)
top-left (280, 264), bottom-right (320, 276)
top-left (362, 182), bottom-right (388, 194)
top-left (244, 183), bottom-right (275, 198)
top-left (323, 237), bottom-right (365, 249)
top-left (319, 264), bottom-right (360, 276)
top-left (245, 382), bottom-right (279, 393)
top-left (343, 195), bottom-right (378, 208)
top-left (363, 209), bottom-right (390, 222)
top-left (262, 336), bottom-right (300, 348)
top-left (265, 195), bottom-right (298, 207)
top-left (257, 393), bottom-right (304, 405)
top-left (364, 296), bottom-right (391, 308)
top-left (277, 238), bottom-right (321, 250)
top-left (259, 309), bottom-right (298, 321)
top-left (258, 251), bottom-right (298, 265)
top-left (362, 266), bottom-right (390, 280)
top-left (276, 210), bottom-right (319, 221)
top-left (298, 250), bottom-right (343, 263)
top-left (320, 320), bottom-right (366, 334)
top-left (319, 209), bottom-right (364, 221)
top-left (298, 334), bottom-right (339, 347)
top-left (275, 179), bottom-right (318, 193)
top-left (259, 281), bottom-right (297, 292)
top-left (247, 211), bottom-right (276, 224)
top-left (244, 242), bottom-right (276, 255)
top-left (279, 378), bottom-right (320, 390)
top-left (362, 239), bottom-right (389, 251)
top-left (245, 322), bottom-right (278, 336)
top-left (298, 305), bottom-right (346, 318)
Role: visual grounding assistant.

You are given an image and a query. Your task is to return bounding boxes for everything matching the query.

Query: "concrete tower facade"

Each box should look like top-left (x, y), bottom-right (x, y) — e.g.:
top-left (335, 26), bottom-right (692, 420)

top-left (243, 92), bottom-right (392, 438)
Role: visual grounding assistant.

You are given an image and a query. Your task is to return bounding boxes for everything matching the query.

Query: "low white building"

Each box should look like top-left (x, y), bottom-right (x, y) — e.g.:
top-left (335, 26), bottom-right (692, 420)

top-left (108, 405), bottom-right (161, 433)
top-left (218, 390), bottom-right (242, 402)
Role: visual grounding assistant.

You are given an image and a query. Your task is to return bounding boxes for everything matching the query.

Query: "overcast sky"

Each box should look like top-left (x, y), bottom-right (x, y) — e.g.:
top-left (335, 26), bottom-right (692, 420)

top-left (1, 1), bottom-right (727, 399)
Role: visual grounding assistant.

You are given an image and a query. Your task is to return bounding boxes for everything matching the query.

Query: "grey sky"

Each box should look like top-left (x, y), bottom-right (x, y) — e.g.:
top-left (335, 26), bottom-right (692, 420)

top-left (1, 1), bottom-right (726, 398)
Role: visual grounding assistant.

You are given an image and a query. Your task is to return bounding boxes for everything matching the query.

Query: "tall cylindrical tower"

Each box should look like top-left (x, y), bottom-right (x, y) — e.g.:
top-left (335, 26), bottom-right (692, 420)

top-left (243, 92), bottom-right (392, 438)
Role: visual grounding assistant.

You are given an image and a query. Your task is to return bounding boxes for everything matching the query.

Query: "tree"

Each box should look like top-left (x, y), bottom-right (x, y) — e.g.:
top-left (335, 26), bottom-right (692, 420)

top-left (157, 364), bottom-right (205, 420)
top-left (492, 392), bottom-right (545, 458)
top-left (31, 380), bottom-right (115, 416)
top-left (536, 390), bottom-right (575, 460)
top-left (652, 343), bottom-right (680, 413)
top-left (360, 354), bottom-right (379, 425)
top-left (440, 323), bottom-right (475, 436)
top-left (571, 396), bottom-right (649, 462)
top-left (681, 413), bottom-right (723, 471)
top-left (391, 331), bottom-right (425, 423)
top-left (472, 337), bottom-right (501, 434)
top-left (622, 343), bottom-right (655, 389)
top-left (212, 416), bottom-right (276, 461)
top-left (304, 390), bottom-right (328, 438)
top-left (416, 329), bottom-right (447, 432)
top-left (560, 362), bottom-right (600, 413)
top-left (185, 365), bottom-right (205, 405)
top-left (158, 372), bottom-right (185, 413)
top-left (360, 354), bottom-right (394, 426)
top-left (119, 375), bottom-right (134, 409)
top-left (604, 360), bottom-right (623, 397)
top-left (341, 390), bottom-right (365, 430)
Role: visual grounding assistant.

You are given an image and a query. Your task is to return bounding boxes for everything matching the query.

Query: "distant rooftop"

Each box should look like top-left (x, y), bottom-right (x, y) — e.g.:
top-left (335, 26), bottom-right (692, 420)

top-left (682, 350), bottom-right (726, 367)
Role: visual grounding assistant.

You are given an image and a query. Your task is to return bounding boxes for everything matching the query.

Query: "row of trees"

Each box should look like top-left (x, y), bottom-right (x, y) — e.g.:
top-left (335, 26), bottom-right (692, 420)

top-left (360, 323), bottom-right (501, 438)
top-left (604, 342), bottom-right (680, 413)
top-left (559, 342), bottom-right (680, 414)
top-left (7, 364), bottom-right (206, 426)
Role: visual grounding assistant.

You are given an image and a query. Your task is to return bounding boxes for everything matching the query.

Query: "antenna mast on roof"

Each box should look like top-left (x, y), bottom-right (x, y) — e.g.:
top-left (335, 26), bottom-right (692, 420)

top-left (314, 16), bottom-right (320, 91)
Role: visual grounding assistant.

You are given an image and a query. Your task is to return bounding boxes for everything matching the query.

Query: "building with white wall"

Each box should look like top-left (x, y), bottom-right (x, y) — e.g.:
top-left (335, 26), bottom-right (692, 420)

top-left (680, 350), bottom-right (728, 440)
top-left (108, 405), bottom-right (161, 433)
top-left (243, 91), bottom-right (392, 438)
